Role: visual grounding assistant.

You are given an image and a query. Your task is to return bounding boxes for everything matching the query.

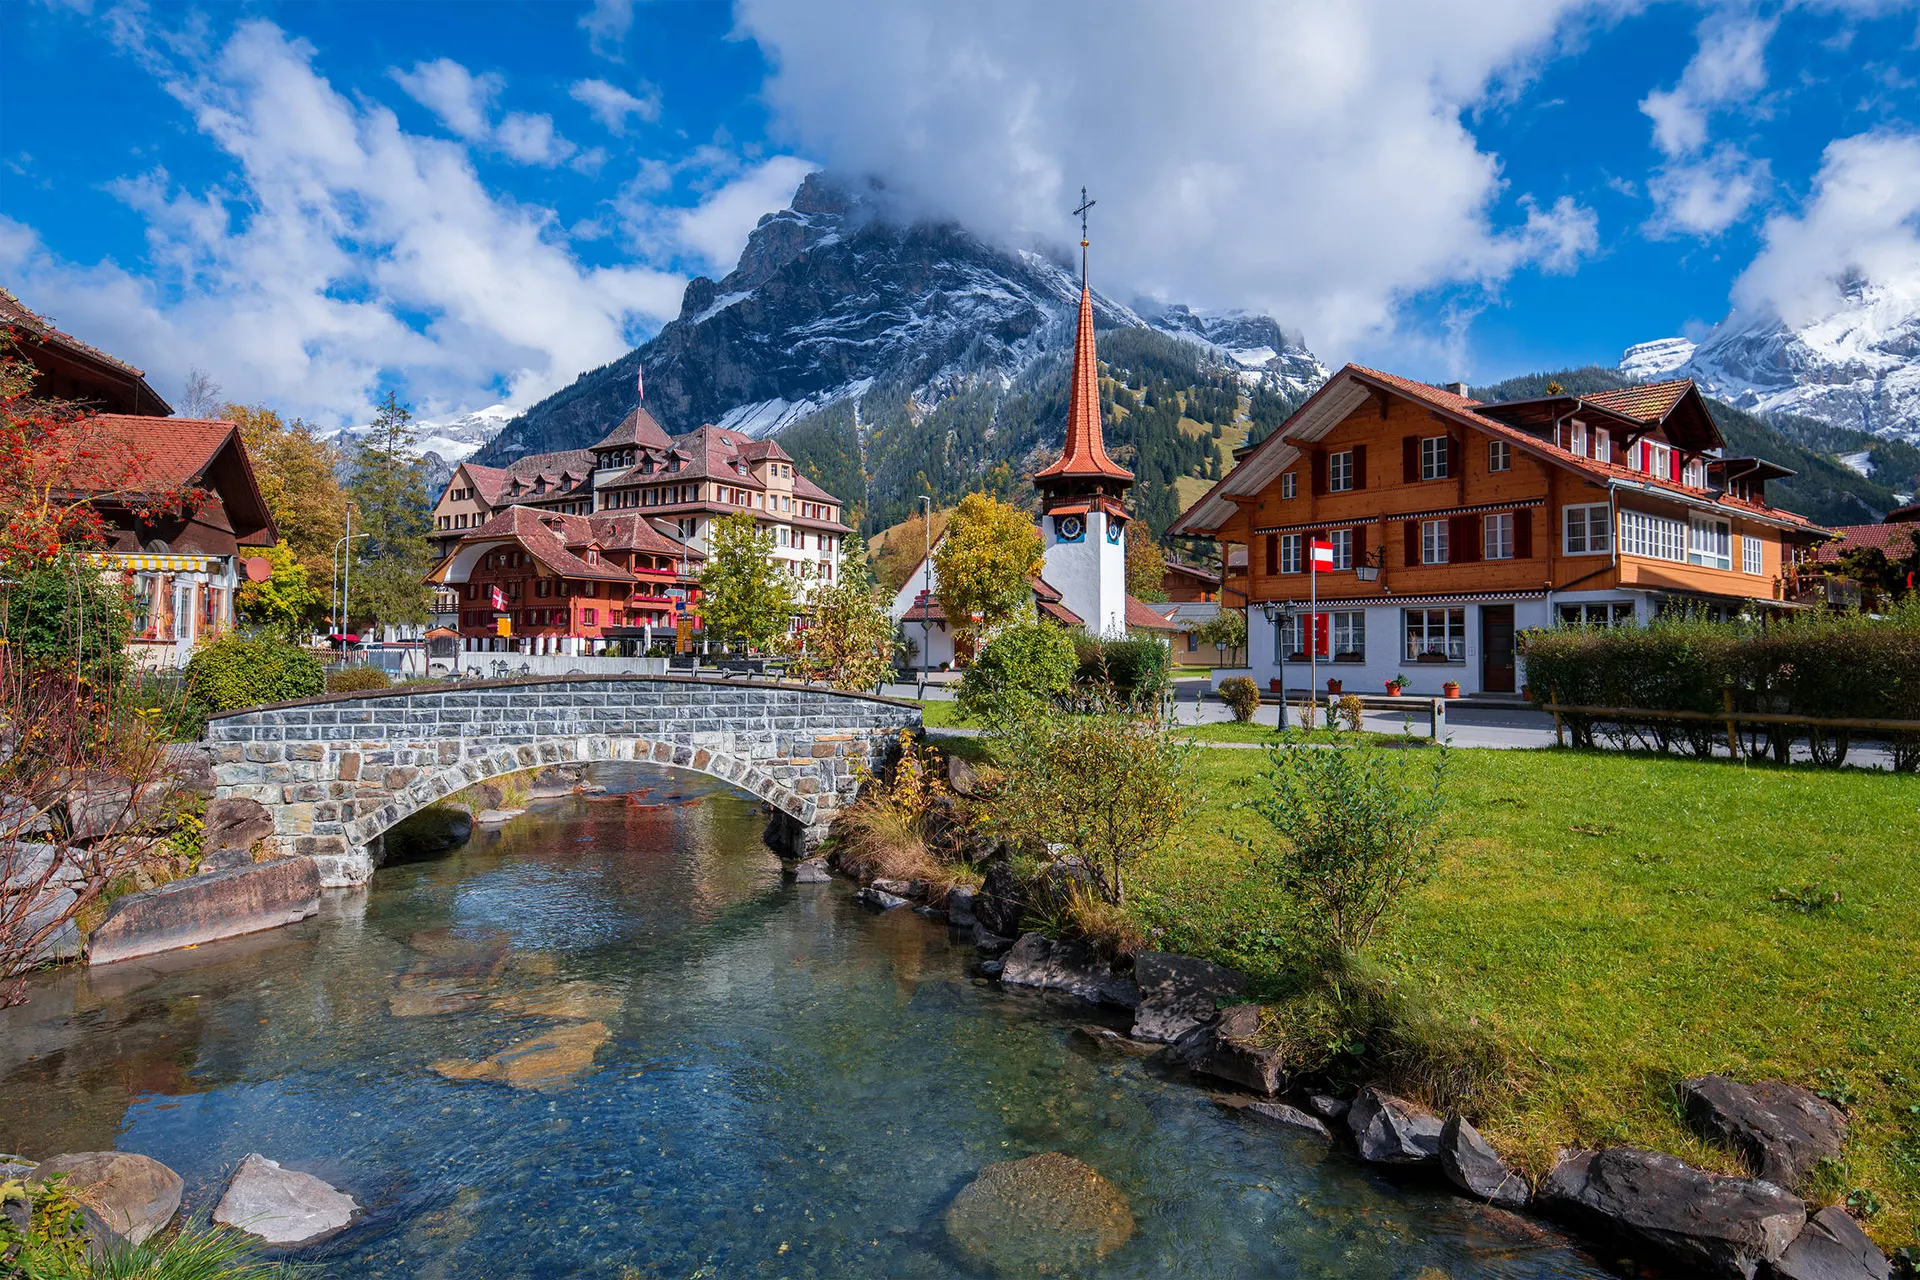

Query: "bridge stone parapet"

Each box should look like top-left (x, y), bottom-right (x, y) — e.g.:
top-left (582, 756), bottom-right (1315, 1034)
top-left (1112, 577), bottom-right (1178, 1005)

top-left (204, 677), bottom-right (921, 887)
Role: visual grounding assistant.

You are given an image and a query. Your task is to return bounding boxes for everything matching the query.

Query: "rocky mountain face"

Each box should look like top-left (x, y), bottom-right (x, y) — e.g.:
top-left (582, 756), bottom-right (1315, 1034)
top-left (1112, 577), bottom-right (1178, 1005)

top-left (476, 173), bottom-right (1326, 533)
top-left (1621, 274), bottom-right (1920, 443)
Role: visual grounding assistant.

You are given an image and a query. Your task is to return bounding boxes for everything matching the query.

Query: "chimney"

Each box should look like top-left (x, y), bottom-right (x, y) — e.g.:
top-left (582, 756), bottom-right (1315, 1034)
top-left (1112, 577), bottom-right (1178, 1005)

top-left (1445, 381), bottom-right (1471, 398)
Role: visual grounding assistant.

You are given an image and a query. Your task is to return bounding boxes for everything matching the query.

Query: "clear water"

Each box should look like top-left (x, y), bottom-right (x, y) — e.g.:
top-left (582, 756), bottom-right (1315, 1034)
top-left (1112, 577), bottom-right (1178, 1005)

top-left (1, 765), bottom-right (1611, 1279)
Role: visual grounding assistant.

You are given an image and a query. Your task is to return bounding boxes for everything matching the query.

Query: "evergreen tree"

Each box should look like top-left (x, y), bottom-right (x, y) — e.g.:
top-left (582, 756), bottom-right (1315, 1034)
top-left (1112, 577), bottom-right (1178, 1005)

top-left (697, 511), bottom-right (798, 651)
top-left (344, 391), bottom-right (433, 631)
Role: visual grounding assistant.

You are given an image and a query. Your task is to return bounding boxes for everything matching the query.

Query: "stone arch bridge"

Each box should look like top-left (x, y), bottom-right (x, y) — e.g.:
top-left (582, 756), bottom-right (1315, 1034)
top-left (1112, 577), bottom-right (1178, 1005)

top-left (205, 677), bottom-right (921, 888)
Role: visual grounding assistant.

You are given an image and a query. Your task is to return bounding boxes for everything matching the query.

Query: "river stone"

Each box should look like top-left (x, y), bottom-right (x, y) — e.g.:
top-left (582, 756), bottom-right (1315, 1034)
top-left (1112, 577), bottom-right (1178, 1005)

top-left (1681, 1076), bottom-right (1847, 1190)
top-left (1309, 1094), bottom-right (1351, 1124)
top-left (1129, 952), bottom-right (1247, 1043)
top-left (199, 796), bottom-right (276, 861)
top-left (474, 808), bottom-right (526, 825)
top-left (972, 922), bottom-right (1014, 954)
top-left (1440, 1116), bottom-right (1529, 1207)
top-left (870, 877), bottom-right (918, 898)
top-left (1347, 1087), bottom-right (1444, 1165)
top-left (213, 1154), bottom-right (358, 1247)
top-left (430, 1020), bottom-right (611, 1092)
top-left (945, 885), bottom-right (977, 926)
top-left (999, 933), bottom-right (1138, 1007)
top-left (1071, 1024), bottom-right (1161, 1056)
top-left (86, 858), bottom-right (322, 966)
top-left (972, 861), bottom-right (1025, 938)
top-left (1770, 1204), bottom-right (1893, 1280)
top-left (792, 858), bottom-right (831, 883)
top-left (1540, 1147), bottom-right (1805, 1279)
top-left (30, 1151), bottom-right (183, 1245)
top-left (1241, 1101), bottom-right (1332, 1141)
top-left (1170, 1004), bottom-right (1285, 1095)
top-left (860, 886), bottom-right (908, 910)
top-left (944, 1152), bottom-right (1134, 1274)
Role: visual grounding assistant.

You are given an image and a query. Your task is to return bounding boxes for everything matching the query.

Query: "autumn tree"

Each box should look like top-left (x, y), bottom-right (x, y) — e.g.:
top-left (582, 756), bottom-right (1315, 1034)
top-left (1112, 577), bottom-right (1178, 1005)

top-left (874, 506), bottom-right (948, 595)
top-left (697, 511), bottom-right (798, 651)
top-left (1125, 521), bottom-right (1169, 602)
top-left (223, 404), bottom-right (347, 583)
top-left (237, 540), bottom-right (324, 640)
top-left (933, 492), bottom-right (1042, 652)
top-left (344, 391), bottom-right (433, 632)
top-left (788, 575), bottom-right (894, 691)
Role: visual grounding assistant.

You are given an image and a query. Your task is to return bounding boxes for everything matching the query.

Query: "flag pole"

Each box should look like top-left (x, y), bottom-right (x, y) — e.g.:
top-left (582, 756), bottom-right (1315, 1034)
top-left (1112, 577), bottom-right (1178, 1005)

top-left (1309, 551), bottom-right (1317, 728)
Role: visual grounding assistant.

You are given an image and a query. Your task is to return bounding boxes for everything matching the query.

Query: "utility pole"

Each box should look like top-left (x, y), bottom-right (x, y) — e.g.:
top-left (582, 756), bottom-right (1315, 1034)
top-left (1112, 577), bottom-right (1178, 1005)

top-left (919, 493), bottom-right (932, 699)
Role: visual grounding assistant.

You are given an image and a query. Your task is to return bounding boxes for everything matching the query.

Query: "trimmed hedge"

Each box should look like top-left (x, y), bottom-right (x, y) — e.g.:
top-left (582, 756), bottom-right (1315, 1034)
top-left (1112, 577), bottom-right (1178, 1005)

top-left (956, 621), bottom-right (1076, 722)
top-left (1519, 610), bottom-right (1920, 768)
top-left (326, 665), bottom-right (393, 694)
top-left (185, 634), bottom-right (327, 720)
top-left (1069, 636), bottom-right (1172, 711)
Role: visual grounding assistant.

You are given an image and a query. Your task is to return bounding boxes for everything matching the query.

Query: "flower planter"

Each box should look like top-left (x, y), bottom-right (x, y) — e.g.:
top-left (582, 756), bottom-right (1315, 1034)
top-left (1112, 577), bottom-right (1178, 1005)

top-left (1520, 683), bottom-right (1532, 701)
top-left (1442, 681), bottom-right (1461, 699)
top-left (1326, 678), bottom-right (1343, 695)
top-left (1268, 678), bottom-right (1285, 694)
top-left (1385, 683), bottom-right (1404, 696)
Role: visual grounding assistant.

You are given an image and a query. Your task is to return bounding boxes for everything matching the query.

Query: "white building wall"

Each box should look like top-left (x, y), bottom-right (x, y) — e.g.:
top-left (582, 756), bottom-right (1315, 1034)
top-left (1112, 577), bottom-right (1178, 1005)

top-left (1236, 597), bottom-right (1562, 698)
top-left (1042, 509), bottom-right (1127, 638)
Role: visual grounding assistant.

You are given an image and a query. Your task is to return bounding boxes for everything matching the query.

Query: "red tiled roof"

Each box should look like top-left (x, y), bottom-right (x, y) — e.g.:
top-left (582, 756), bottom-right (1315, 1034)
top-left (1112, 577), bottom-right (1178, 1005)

top-left (1584, 380), bottom-right (1694, 423)
top-left (901, 590), bottom-right (946, 623)
top-left (458, 463), bottom-right (513, 507)
top-left (1124, 595), bottom-right (1181, 631)
top-left (791, 473), bottom-right (837, 503)
top-left (1, 287), bottom-right (146, 379)
top-left (452, 506), bottom-right (639, 582)
top-left (1037, 599), bottom-right (1085, 627)
top-left (1811, 522), bottom-right (1920, 564)
top-left (55, 415), bottom-right (236, 491)
top-left (588, 511), bottom-right (703, 561)
top-left (1034, 286), bottom-right (1133, 486)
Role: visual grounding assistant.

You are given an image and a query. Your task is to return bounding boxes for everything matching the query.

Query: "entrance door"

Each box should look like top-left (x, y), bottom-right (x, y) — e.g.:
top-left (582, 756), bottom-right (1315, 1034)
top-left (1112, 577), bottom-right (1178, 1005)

top-left (1481, 604), bottom-right (1516, 693)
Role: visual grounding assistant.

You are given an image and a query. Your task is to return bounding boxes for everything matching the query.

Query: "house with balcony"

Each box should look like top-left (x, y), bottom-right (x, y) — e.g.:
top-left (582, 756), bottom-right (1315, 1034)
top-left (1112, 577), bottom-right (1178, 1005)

top-left (1170, 365), bottom-right (1828, 697)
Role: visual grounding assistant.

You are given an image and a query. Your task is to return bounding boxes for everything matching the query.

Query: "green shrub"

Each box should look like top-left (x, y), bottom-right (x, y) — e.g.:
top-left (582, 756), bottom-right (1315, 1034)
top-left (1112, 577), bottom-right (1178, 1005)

top-left (1218, 675), bottom-right (1260, 722)
top-left (184, 634), bottom-right (325, 718)
top-left (326, 664), bottom-right (392, 693)
top-left (957, 621), bottom-right (1076, 722)
top-left (1, 553), bottom-right (133, 689)
top-left (1069, 635), bottom-right (1171, 710)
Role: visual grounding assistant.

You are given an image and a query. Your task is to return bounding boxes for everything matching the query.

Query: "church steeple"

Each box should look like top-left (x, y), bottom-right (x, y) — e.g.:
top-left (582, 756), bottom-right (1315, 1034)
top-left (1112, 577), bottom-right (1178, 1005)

top-left (1034, 198), bottom-right (1133, 504)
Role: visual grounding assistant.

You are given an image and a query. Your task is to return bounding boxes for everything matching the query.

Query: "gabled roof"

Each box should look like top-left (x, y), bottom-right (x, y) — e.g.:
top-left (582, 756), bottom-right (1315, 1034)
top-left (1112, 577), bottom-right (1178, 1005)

top-left (454, 506), bottom-right (637, 582)
top-left (1124, 596), bottom-right (1180, 630)
top-left (1810, 522), bottom-right (1920, 564)
top-left (1162, 560), bottom-right (1221, 586)
top-left (1583, 380), bottom-right (1695, 422)
top-left (589, 511), bottom-right (702, 561)
top-left (1171, 364), bottom-right (1822, 539)
top-left (791, 473), bottom-right (838, 504)
top-left (54, 415), bottom-right (276, 545)
top-left (1034, 286), bottom-right (1133, 487)
top-left (591, 405), bottom-right (672, 453)
top-left (1483, 377), bottom-right (1722, 453)
top-left (2, 288), bottom-right (174, 416)
top-left (455, 462), bottom-right (513, 506)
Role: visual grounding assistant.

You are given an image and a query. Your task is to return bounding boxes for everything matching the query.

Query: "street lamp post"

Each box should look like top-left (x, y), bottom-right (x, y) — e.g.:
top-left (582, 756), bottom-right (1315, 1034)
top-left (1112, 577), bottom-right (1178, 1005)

top-left (919, 493), bottom-right (932, 699)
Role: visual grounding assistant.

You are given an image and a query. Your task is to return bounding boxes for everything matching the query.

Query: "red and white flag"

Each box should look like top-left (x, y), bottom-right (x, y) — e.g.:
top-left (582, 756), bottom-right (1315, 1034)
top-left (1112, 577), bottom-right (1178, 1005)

top-left (1309, 539), bottom-right (1335, 569)
top-left (490, 585), bottom-right (506, 611)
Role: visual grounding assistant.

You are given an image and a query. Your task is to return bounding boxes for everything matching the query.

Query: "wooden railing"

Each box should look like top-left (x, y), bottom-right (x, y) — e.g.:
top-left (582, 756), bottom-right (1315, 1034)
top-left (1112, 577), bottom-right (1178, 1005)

top-left (1543, 690), bottom-right (1920, 758)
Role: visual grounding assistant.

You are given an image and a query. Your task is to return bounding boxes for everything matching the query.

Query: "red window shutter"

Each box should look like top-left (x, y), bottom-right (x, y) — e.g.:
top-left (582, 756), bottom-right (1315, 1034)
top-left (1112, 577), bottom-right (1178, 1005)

top-left (1403, 520), bottom-right (1420, 566)
top-left (1670, 450), bottom-right (1682, 482)
top-left (1264, 533), bottom-right (1279, 575)
top-left (1514, 509), bottom-right (1533, 559)
top-left (1452, 513), bottom-right (1481, 564)
top-left (1447, 435), bottom-right (1460, 476)
top-left (1352, 443), bottom-right (1367, 490)
top-left (1311, 450), bottom-right (1327, 497)
top-left (1403, 435), bottom-right (1419, 483)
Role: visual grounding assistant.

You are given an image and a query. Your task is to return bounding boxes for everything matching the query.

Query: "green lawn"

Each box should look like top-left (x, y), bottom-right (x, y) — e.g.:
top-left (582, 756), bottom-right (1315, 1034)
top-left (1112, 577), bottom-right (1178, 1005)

top-left (1130, 748), bottom-right (1920, 1247)
top-left (1178, 720), bottom-right (1431, 746)
top-left (912, 699), bottom-right (977, 730)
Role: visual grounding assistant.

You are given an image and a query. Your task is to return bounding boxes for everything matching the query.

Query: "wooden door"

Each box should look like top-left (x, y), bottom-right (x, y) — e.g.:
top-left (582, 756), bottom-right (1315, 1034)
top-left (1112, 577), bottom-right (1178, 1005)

top-left (1481, 604), bottom-right (1516, 693)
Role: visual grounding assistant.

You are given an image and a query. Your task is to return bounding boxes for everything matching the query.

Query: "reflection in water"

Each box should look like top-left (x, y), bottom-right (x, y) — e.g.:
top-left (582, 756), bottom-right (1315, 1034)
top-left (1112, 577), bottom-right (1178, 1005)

top-left (0, 764), bottom-right (1609, 1278)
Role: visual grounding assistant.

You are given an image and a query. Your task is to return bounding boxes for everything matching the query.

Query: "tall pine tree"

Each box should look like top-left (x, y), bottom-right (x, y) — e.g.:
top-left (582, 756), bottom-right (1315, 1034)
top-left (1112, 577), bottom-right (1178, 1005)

top-left (345, 391), bottom-right (433, 632)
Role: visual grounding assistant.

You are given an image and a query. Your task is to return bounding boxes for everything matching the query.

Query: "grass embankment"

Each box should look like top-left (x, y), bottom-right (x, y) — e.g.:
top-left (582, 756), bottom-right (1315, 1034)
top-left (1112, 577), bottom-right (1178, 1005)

top-left (1132, 748), bottom-right (1920, 1246)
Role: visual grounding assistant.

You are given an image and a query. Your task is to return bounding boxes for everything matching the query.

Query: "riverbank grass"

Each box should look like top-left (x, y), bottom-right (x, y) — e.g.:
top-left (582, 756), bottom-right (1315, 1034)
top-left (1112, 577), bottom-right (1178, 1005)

top-left (1137, 747), bottom-right (1920, 1247)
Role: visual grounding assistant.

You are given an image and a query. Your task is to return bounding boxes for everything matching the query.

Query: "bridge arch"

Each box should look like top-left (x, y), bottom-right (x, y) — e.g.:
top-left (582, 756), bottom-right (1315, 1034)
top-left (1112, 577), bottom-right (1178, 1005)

top-left (204, 676), bottom-right (921, 887)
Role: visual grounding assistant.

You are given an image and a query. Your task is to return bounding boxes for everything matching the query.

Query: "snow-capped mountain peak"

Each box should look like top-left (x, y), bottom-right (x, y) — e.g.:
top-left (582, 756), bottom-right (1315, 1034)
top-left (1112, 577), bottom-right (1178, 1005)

top-left (326, 403), bottom-right (515, 464)
top-left (1618, 337), bottom-right (1695, 381)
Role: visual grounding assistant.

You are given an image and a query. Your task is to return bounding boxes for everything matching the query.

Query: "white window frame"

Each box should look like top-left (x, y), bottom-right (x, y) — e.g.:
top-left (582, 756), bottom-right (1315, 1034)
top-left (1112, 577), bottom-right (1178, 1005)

top-left (1484, 512), bottom-right (1514, 561)
top-left (1327, 450), bottom-right (1354, 493)
top-left (1688, 514), bottom-right (1733, 570)
top-left (1619, 508), bottom-right (1687, 562)
top-left (1641, 440), bottom-right (1672, 479)
top-left (1278, 613), bottom-right (1305, 658)
top-left (1558, 602), bottom-right (1637, 627)
top-left (1563, 503), bottom-right (1613, 556)
top-left (1571, 420), bottom-right (1587, 456)
top-left (1743, 535), bottom-right (1765, 576)
top-left (1404, 607), bottom-right (1466, 663)
top-left (1279, 533), bottom-right (1303, 574)
top-left (1420, 436), bottom-right (1450, 481)
top-left (1281, 472), bottom-right (1297, 500)
top-left (1594, 428), bottom-right (1610, 463)
top-left (1421, 519), bottom-right (1449, 565)
top-left (1488, 439), bottom-right (1510, 473)
top-left (1683, 457), bottom-right (1708, 488)
top-left (172, 582), bottom-right (194, 641)
top-left (1331, 609), bottom-right (1365, 660)
top-left (1328, 528), bottom-right (1353, 570)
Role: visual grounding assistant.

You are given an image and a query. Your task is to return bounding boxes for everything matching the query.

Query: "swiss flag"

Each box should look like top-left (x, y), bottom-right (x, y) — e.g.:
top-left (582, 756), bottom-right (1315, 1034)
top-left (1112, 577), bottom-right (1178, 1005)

top-left (490, 585), bottom-right (507, 611)
top-left (1309, 539), bottom-right (1335, 568)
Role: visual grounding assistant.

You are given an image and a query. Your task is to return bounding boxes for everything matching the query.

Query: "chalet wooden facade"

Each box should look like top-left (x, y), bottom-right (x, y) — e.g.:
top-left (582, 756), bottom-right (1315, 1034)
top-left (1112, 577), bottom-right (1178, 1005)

top-left (1171, 365), bottom-right (1828, 697)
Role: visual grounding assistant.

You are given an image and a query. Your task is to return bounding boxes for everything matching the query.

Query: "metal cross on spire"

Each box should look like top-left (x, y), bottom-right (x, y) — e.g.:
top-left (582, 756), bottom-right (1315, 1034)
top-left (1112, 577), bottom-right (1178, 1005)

top-left (1072, 186), bottom-right (1095, 285)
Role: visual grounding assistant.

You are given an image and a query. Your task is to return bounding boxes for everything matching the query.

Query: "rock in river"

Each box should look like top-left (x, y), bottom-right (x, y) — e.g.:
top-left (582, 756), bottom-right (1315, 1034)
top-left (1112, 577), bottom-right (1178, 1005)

top-left (430, 1020), bottom-right (611, 1092)
top-left (1540, 1146), bottom-right (1804, 1279)
top-left (1439, 1115), bottom-right (1529, 1207)
top-left (999, 933), bottom-right (1138, 1007)
top-left (1129, 951), bottom-right (1247, 1043)
top-left (1680, 1075), bottom-right (1847, 1190)
top-left (213, 1154), bottom-right (359, 1247)
top-left (1170, 1004), bottom-right (1285, 1095)
top-left (29, 1151), bottom-right (182, 1245)
top-left (1347, 1087), bottom-right (1444, 1165)
top-left (945, 1152), bottom-right (1134, 1275)
top-left (86, 858), bottom-right (321, 966)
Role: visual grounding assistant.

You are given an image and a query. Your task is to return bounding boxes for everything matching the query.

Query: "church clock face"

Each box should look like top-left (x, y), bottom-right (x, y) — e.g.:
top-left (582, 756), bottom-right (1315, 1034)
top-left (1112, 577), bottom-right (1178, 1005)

top-left (1106, 519), bottom-right (1124, 544)
top-left (1057, 514), bottom-right (1085, 542)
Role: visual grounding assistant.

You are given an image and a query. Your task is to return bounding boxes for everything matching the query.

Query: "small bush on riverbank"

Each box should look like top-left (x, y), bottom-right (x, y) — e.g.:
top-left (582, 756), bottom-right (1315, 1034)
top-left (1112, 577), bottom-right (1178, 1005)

top-left (183, 635), bottom-right (325, 724)
top-left (325, 664), bottom-right (391, 693)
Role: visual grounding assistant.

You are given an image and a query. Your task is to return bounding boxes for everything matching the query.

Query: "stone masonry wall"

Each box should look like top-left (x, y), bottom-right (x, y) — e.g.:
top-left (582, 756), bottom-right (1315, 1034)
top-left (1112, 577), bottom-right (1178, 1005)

top-left (205, 678), bottom-right (921, 888)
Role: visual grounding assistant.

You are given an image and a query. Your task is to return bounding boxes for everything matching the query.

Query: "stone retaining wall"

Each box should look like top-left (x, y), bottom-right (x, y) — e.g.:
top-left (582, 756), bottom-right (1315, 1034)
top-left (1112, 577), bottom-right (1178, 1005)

top-left (205, 678), bottom-right (920, 887)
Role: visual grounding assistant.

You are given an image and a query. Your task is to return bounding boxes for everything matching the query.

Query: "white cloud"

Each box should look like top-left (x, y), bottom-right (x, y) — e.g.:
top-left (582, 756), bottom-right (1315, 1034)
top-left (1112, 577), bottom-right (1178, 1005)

top-left (672, 156), bottom-right (817, 271)
top-left (1639, 14), bottom-right (1775, 159)
top-left (495, 112), bottom-right (576, 167)
top-left (0, 19), bottom-right (683, 427)
top-left (734, 0), bottom-right (1602, 358)
top-left (580, 0), bottom-right (635, 60)
top-left (570, 78), bottom-right (662, 134)
top-left (1731, 130), bottom-right (1920, 328)
top-left (1517, 194), bottom-right (1601, 273)
top-left (392, 57), bottom-right (500, 141)
top-left (1646, 144), bottom-right (1771, 237)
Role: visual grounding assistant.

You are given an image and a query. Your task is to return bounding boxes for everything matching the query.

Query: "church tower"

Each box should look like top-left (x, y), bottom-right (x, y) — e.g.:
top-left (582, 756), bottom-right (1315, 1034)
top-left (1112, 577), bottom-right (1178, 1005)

top-left (1035, 204), bottom-right (1133, 638)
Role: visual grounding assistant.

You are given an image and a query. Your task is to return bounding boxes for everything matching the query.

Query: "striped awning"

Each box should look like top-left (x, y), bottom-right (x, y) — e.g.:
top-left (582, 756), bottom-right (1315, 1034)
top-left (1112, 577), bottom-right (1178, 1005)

top-left (86, 552), bottom-right (221, 573)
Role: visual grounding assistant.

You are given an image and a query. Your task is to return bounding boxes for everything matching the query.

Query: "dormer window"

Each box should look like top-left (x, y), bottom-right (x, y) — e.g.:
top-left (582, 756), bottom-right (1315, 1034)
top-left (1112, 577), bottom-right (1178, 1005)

top-left (587, 549), bottom-right (600, 566)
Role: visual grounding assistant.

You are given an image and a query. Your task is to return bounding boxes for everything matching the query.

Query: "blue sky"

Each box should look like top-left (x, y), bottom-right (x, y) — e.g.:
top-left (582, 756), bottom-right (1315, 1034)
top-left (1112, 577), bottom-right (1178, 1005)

top-left (4, 0), bottom-right (1918, 427)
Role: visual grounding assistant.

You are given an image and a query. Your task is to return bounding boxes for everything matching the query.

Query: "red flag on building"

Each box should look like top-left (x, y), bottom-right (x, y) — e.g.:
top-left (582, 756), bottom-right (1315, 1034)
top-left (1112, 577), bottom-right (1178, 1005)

top-left (490, 585), bottom-right (506, 611)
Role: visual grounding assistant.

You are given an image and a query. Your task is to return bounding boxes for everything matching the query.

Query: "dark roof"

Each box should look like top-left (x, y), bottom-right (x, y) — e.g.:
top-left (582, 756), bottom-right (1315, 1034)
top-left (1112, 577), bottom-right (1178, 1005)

top-left (1162, 560), bottom-right (1221, 586)
top-left (2, 287), bottom-right (174, 416)
top-left (55, 415), bottom-right (276, 546)
top-left (591, 406), bottom-right (672, 453)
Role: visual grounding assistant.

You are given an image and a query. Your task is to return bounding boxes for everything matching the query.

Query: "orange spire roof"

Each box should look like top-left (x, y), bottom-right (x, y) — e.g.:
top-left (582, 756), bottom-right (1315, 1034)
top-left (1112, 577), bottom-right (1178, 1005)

top-left (1035, 286), bottom-right (1133, 487)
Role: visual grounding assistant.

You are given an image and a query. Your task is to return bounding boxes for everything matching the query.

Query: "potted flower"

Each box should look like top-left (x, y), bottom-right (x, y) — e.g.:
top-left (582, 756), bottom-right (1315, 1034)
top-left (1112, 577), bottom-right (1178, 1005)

top-left (1268, 677), bottom-right (1285, 694)
top-left (1520, 682), bottom-right (1532, 701)
top-left (1326, 677), bottom-right (1343, 695)
top-left (1442, 679), bottom-right (1462, 699)
top-left (1385, 674), bottom-right (1409, 696)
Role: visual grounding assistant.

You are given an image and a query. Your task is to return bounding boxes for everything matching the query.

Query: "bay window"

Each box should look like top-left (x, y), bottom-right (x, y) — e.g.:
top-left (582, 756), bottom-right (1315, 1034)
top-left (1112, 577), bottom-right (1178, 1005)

top-left (1619, 508), bottom-right (1686, 562)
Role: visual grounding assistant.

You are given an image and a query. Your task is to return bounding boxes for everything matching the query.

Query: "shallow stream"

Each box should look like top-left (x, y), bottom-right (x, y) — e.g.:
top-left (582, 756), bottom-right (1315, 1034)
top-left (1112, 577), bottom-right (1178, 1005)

top-left (0, 764), bottom-right (1612, 1278)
